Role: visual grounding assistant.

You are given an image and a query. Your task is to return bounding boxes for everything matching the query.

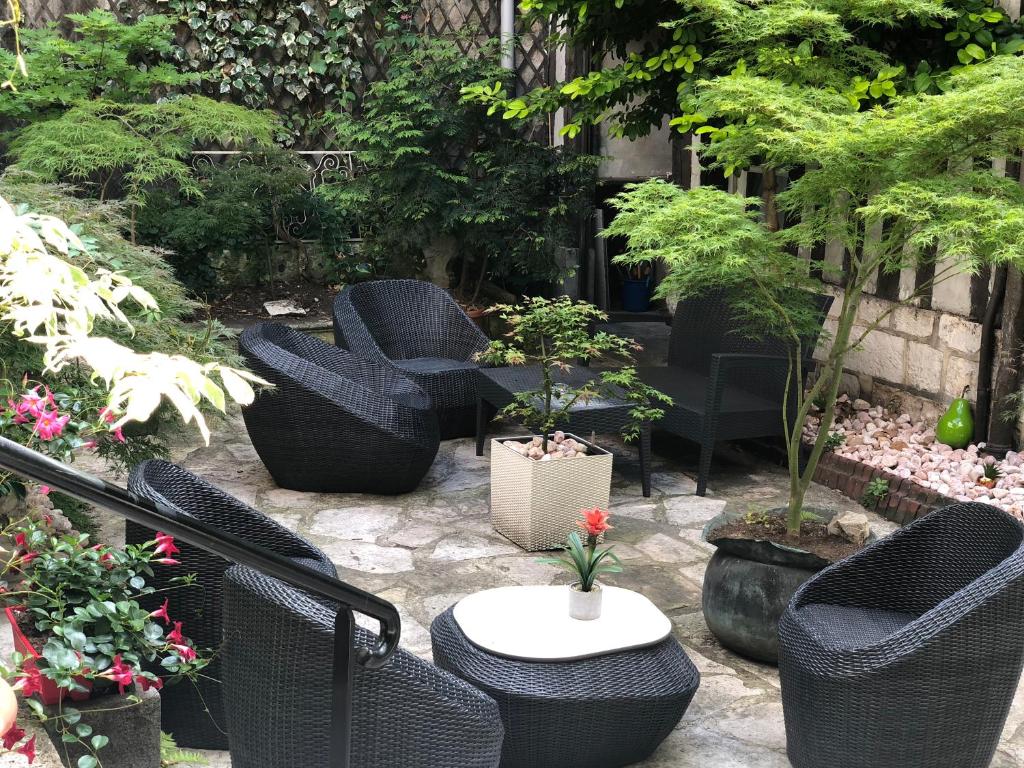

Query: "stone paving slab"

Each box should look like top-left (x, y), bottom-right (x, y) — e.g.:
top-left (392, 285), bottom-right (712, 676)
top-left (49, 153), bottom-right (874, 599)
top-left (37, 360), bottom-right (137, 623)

top-left (75, 414), bottom-right (1024, 767)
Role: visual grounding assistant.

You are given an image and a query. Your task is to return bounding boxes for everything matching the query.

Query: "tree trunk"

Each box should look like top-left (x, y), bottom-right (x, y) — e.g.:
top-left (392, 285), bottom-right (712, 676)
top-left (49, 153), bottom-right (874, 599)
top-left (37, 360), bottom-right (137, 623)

top-left (988, 266), bottom-right (1024, 455)
top-left (762, 167), bottom-right (780, 232)
top-left (422, 233), bottom-right (458, 289)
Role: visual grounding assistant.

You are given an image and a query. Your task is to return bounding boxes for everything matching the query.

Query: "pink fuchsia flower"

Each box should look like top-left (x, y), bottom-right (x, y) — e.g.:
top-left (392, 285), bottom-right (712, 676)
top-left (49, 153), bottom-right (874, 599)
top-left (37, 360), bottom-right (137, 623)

top-left (138, 675), bottom-right (163, 692)
top-left (166, 621), bottom-right (185, 644)
top-left (17, 735), bottom-right (35, 764)
top-left (150, 598), bottom-right (171, 625)
top-left (13, 533), bottom-right (26, 550)
top-left (172, 643), bottom-right (197, 662)
top-left (156, 557), bottom-right (180, 566)
top-left (98, 406), bottom-right (116, 424)
top-left (102, 655), bottom-right (135, 694)
top-left (12, 668), bottom-right (43, 698)
top-left (81, 440), bottom-right (98, 450)
top-left (577, 508), bottom-right (612, 537)
top-left (2, 725), bottom-right (24, 750)
top-left (153, 533), bottom-right (179, 558)
top-left (33, 409), bottom-right (70, 441)
top-left (37, 486), bottom-right (49, 496)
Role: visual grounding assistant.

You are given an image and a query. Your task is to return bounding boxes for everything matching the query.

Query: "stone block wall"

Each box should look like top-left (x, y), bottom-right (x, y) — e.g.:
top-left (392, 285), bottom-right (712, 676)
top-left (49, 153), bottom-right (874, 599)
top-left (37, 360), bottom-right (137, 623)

top-left (815, 280), bottom-right (983, 425)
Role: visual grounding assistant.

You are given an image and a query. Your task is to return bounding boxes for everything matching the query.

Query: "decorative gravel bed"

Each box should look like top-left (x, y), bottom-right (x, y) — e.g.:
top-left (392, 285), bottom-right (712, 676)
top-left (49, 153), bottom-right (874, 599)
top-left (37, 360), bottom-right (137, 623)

top-left (805, 395), bottom-right (1024, 520)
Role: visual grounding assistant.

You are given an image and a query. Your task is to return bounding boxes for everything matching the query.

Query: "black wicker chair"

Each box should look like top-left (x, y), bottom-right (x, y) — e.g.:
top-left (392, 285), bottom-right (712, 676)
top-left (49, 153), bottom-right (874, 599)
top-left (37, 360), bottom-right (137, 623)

top-left (641, 289), bottom-right (832, 495)
top-left (239, 322), bottom-right (440, 494)
top-left (333, 280), bottom-right (491, 439)
top-left (222, 566), bottom-right (505, 768)
top-left (126, 460), bottom-right (337, 749)
top-left (779, 502), bottom-right (1024, 768)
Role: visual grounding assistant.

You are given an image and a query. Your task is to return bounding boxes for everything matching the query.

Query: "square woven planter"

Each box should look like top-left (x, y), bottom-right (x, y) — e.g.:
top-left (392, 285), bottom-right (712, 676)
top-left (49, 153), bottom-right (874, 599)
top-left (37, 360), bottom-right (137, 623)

top-left (489, 434), bottom-right (613, 551)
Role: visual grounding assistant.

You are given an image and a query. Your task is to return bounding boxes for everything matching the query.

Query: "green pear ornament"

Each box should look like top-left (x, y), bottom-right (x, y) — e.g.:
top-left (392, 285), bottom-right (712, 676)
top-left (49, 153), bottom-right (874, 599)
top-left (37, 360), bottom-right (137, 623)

top-left (936, 386), bottom-right (974, 449)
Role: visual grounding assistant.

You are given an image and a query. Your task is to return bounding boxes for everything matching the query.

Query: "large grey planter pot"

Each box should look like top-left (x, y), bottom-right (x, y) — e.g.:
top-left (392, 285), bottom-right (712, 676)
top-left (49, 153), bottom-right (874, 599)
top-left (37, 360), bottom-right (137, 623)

top-left (44, 684), bottom-right (161, 768)
top-left (701, 508), bottom-right (872, 664)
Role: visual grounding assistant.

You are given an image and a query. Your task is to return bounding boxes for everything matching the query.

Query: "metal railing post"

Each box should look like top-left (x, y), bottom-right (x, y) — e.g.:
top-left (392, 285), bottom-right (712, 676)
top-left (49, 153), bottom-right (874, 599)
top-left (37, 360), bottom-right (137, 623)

top-left (330, 608), bottom-right (356, 768)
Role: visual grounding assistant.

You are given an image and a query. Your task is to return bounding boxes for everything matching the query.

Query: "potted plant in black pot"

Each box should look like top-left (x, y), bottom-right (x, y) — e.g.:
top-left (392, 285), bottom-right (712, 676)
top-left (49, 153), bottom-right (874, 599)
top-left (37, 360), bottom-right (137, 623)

top-left (478, 296), bottom-right (669, 551)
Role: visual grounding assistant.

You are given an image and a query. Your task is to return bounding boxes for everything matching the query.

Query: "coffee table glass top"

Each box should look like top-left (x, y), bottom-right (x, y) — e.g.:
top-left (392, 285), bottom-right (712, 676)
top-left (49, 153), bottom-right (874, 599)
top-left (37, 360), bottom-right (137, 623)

top-left (452, 585), bottom-right (672, 661)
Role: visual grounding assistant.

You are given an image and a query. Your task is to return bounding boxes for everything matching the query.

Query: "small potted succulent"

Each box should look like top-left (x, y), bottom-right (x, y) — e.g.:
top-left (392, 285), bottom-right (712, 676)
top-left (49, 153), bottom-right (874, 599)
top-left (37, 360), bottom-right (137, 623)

top-left (540, 509), bottom-right (622, 620)
top-left (0, 517), bottom-right (208, 768)
top-left (478, 296), bottom-right (668, 550)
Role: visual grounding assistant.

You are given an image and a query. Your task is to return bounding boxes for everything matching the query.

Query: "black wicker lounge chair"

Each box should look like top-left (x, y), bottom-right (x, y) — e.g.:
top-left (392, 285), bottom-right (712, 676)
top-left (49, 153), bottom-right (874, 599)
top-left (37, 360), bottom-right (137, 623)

top-left (333, 279), bottom-right (491, 439)
top-left (779, 502), bottom-right (1024, 768)
top-left (126, 460), bottom-right (337, 749)
top-left (641, 289), bottom-right (832, 495)
top-left (239, 322), bottom-right (440, 493)
top-left (222, 566), bottom-right (505, 768)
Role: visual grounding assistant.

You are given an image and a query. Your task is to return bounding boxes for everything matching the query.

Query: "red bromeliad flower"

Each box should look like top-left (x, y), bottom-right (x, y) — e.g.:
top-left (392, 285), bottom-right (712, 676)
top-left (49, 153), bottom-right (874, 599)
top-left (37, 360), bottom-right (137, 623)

top-left (153, 533), bottom-right (179, 558)
top-left (150, 598), bottom-right (171, 625)
top-left (103, 655), bottom-right (134, 694)
top-left (166, 621), bottom-right (185, 645)
top-left (577, 508), bottom-right (612, 537)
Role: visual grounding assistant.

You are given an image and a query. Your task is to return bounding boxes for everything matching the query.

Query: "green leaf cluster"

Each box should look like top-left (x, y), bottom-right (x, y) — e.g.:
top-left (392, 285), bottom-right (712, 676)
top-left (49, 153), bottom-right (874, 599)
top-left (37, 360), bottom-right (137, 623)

top-left (0, 11), bottom-right (278, 203)
top-left (538, 530), bottom-right (622, 591)
top-left (319, 35), bottom-right (597, 292)
top-left (478, 297), bottom-right (671, 446)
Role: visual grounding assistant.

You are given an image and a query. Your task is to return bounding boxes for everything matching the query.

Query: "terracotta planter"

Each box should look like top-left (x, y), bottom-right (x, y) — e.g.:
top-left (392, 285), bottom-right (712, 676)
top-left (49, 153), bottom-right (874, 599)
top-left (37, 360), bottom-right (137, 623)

top-left (489, 434), bottom-right (612, 551)
top-left (5, 606), bottom-right (92, 705)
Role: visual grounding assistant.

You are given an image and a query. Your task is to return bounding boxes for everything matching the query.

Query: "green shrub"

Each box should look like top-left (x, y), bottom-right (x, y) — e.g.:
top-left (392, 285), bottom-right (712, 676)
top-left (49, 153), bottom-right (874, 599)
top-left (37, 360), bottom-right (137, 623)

top-left (319, 35), bottom-right (597, 295)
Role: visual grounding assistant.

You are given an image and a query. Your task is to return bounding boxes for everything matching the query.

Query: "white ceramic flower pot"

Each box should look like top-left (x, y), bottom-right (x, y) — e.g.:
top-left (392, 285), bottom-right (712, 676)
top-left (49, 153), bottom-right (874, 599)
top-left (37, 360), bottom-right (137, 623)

top-left (489, 433), bottom-right (613, 551)
top-left (569, 582), bottom-right (603, 621)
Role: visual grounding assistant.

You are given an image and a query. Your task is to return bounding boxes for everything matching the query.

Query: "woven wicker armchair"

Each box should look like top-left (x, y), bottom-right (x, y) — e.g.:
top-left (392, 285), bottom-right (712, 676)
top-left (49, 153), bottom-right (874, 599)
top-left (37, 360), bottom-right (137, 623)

top-left (126, 460), bottom-right (337, 749)
top-left (239, 322), bottom-right (439, 493)
top-left (779, 502), bottom-right (1024, 768)
top-left (333, 280), bottom-right (490, 439)
top-left (640, 289), bottom-right (832, 495)
top-left (222, 566), bottom-right (505, 768)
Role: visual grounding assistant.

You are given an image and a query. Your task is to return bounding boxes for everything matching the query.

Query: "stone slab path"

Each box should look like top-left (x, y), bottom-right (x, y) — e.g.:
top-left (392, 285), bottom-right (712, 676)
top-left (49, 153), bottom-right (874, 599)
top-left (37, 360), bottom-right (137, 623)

top-left (52, 413), bottom-right (1024, 767)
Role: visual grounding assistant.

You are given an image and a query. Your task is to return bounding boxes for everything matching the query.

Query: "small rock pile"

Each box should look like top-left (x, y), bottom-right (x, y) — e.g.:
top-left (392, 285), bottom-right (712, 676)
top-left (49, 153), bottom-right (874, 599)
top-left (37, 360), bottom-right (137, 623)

top-left (502, 431), bottom-right (590, 461)
top-left (805, 395), bottom-right (1024, 520)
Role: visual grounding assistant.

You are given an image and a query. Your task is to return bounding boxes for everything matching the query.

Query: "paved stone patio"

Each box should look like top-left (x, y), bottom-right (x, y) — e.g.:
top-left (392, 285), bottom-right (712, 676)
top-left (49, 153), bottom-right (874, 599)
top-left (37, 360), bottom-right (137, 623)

top-left (14, 410), bottom-right (1024, 766)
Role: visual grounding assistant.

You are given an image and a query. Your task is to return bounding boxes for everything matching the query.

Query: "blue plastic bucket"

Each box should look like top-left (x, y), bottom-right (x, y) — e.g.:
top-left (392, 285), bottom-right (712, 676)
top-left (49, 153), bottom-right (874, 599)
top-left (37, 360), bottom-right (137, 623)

top-left (621, 278), bottom-right (652, 312)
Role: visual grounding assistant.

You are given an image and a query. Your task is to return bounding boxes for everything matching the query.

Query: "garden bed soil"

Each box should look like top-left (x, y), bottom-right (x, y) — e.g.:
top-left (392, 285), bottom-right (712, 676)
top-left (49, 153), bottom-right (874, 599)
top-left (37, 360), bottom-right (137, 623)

top-left (711, 517), bottom-right (862, 564)
top-left (207, 281), bottom-right (339, 327)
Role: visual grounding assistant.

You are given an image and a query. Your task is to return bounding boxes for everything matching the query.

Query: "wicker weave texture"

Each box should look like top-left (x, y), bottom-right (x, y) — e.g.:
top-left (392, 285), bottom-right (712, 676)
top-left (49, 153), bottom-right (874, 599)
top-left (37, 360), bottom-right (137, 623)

top-left (779, 502), bottom-right (1024, 768)
top-left (222, 566), bottom-right (504, 768)
top-left (125, 460), bottom-right (337, 749)
top-left (489, 436), bottom-right (612, 551)
top-left (431, 606), bottom-right (699, 768)
top-left (239, 322), bottom-right (440, 493)
top-left (333, 280), bottom-right (491, 439)
top-left (645, 290), bottom-right (832, 496)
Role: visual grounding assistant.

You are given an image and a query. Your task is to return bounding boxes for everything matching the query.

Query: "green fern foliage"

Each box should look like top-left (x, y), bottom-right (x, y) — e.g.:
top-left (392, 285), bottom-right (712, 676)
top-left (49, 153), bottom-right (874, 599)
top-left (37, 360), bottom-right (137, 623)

top-left (160, 732), bottom-right (208, 767)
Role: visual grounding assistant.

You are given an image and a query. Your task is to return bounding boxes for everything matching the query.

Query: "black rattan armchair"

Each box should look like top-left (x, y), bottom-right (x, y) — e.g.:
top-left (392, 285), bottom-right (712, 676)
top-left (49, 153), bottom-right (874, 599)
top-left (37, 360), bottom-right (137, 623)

top-left (779, 502), bottom-right (1024, 768)
top-left (222, 565), bottom-right (505, 768)
top-left (641, 289), bottom-right (832, 495)
top-left (333, 280), bottom-right (491, 439)
top-left (239, 322), bottom-right (439, 493)
top-left (126, 460), bottom-right (337, 749)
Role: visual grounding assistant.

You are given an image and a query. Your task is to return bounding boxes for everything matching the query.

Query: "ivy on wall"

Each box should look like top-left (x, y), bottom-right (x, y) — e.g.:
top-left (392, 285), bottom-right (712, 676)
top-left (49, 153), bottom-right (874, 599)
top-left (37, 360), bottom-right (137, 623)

top-left (138, 0), bottom-right (377, 142)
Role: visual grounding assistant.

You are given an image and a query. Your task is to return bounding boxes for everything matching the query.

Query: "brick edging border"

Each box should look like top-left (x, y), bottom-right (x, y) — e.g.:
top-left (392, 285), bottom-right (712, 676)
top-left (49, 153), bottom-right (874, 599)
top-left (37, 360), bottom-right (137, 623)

top-left (813, 452), bottom-right (957, 525)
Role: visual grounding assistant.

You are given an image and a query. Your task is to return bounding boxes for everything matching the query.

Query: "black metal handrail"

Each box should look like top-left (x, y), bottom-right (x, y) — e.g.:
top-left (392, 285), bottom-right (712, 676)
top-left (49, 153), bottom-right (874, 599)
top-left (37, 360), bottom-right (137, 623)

top-left (0, 436), bottom-right (400, 767)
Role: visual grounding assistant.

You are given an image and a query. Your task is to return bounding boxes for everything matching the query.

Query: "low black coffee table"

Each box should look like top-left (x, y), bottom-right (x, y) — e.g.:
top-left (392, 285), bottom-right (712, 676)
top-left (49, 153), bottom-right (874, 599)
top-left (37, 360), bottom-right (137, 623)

top-left (431, 601), bottom-right (700, 768)
top-left (475, 365), bottom-right (653, 497)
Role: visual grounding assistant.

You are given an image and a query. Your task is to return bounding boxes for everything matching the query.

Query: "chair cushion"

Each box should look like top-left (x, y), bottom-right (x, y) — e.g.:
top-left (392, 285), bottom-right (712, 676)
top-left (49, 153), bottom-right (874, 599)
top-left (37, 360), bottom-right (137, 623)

top-left (637, 366), bottom-right (781, 415)
top-left (394, 357), bottom-right (479, 374)
top-left (795, 603), bottom-right (917, 649)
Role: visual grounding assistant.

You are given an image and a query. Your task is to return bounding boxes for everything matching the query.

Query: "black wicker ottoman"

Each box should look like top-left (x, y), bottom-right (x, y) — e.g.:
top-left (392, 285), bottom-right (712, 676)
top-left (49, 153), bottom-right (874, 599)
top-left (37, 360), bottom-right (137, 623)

top-left (431, 606), bottom-right (699, 768)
